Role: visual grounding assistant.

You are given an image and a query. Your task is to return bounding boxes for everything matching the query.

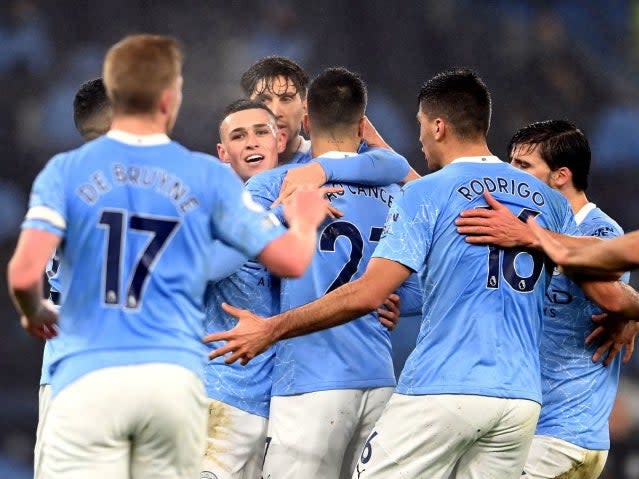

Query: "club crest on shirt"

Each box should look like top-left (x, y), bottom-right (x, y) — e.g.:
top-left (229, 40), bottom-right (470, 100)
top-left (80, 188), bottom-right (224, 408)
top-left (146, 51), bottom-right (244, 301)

top-left (242, 190), bottom-right (265, 213)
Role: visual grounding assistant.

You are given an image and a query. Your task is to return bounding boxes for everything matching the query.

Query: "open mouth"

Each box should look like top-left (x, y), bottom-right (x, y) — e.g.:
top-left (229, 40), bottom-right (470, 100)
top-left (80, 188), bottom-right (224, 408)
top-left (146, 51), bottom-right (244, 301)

top-left (245, 154), bottom-right (265, 163)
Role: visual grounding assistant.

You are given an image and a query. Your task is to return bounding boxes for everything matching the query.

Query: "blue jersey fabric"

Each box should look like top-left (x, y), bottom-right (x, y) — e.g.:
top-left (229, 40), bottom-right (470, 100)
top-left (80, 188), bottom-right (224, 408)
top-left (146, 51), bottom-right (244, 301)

top-left (23, 132), bottom-right (286, 395)
top-left (536, 205), bottom-right (626, 450)
top-left (204, 260), bottom-right (279, 417)
top-left (248, 151), bottom-right (411, 396)
top-left (203, 147), bottom-right (414, 415)
top-left (373, 156), bottom-right (578, 404)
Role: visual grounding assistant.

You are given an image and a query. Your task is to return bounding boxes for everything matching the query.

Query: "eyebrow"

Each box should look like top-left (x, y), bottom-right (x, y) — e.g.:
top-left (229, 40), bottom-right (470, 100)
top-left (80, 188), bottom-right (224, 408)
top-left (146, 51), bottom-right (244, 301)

top-left (229, 123), bottom-right (272, 135)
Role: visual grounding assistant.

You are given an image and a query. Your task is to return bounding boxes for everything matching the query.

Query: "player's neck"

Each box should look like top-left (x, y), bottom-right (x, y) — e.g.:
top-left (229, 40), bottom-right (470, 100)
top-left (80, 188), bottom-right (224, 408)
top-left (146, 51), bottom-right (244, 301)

top-left (310, 135), bottom-right (360, 158)
top-left (279, 135), bottom-right (304, 164)
top-left (440, 141), bottom-right (493, 167)
top-left (110, 114), bottom-right (169, 136)
top-left (562, 187), bottom-right (589, 215)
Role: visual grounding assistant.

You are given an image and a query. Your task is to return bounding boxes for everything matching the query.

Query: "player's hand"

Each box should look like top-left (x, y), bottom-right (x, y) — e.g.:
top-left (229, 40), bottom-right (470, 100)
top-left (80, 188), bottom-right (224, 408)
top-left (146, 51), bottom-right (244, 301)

top-left (526, 215), bottom-right (572, 264)
top-left (361, 116), bottom-right (392, 150)
top-left (21, 300), bottom-right (59, 340)
top-left (204, 303), bottom-right (276, 365)
top-left (378, 293), bottom-right (400, 331)
top-left (586, 313), bottom-right (637, 366)
top-left (283, 186), bottom-right (338, 231)
top-left (326, 203), bottom-right (344, 219)
top-left (273, 163), bottom-right (327, 207)
top-left (456, 191), bottom-right (535, 247)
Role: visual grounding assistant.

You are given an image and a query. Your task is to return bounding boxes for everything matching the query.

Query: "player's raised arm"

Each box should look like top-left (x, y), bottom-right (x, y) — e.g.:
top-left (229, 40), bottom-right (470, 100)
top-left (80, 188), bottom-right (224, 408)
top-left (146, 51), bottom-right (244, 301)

top-left (257, 187), bottom-right (327, 277)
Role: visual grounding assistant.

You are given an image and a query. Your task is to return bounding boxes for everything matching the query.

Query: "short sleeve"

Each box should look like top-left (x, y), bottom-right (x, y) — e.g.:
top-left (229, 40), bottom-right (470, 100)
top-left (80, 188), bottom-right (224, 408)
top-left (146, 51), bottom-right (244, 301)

top-left (22, 154), bottom-right (67, 237)
top-left (318, 147), bottom-right (410, 186)
top-left (246, 169), bottom-right (287, 223)
top-left (210, 165), bottom-right (286, 259)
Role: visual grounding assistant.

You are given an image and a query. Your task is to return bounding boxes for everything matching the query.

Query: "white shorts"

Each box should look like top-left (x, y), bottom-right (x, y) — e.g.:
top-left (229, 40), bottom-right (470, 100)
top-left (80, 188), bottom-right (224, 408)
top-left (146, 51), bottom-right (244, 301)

top-left (351, 393), bottom-right (541, 479)
top-left (201, 399), bottom-right (268, 479)
top-left (263, 387), bottom-right (393, 479)
top-left (523, 435), bottom-right (608, 479)
top-left (34, 384), bottom-right (52, 479)
top-left (41, 363), bottom-right (208, 479)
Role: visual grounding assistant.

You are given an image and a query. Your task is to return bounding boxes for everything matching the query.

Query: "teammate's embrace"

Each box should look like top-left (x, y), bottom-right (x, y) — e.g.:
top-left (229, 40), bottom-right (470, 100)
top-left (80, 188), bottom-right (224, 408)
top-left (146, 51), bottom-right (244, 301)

top-left (209, 68), bottom-right (581, 479)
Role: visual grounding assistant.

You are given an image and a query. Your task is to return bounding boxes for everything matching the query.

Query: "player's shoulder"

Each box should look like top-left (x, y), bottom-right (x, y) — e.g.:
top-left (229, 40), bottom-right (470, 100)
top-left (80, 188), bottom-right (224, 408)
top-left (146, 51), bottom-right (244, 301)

top-left (581, 206), bottom-right (624, 237)
top-left (247, 163), bottom-right (297, 191)
top-left (186, 150), bottom-right (237, 177)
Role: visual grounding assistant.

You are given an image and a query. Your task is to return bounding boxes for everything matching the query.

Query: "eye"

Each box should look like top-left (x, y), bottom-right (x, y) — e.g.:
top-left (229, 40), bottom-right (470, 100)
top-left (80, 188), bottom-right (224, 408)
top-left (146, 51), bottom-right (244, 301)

top-left (256, 95), bottom-right (272, 105)
top-left (230, 132), bottom-right (245, 140)
top-left (256, 128), bottom-right (270, 136)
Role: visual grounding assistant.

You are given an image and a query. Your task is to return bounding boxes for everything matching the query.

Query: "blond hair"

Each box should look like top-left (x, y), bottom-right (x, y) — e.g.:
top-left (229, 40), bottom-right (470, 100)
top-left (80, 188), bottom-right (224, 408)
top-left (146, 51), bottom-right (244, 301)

top-left (104, 34), bottom-right (182, 114)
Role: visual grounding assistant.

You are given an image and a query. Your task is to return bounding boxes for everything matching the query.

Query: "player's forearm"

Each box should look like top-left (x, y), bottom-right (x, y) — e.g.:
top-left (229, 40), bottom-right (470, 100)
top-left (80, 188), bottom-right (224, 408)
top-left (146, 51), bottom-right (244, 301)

top-left (573, 232), bottom-right (639, 272)
top-left (259, 226), bottom-right (317, 278)
top-left (269, 279), bottom-right (381, 341)
top-left (7, 261), bottom-right (44, 319)
top-left (548, 231), bottom-right (600, 250)
top-left (582, 281), bottom-right (639, 317)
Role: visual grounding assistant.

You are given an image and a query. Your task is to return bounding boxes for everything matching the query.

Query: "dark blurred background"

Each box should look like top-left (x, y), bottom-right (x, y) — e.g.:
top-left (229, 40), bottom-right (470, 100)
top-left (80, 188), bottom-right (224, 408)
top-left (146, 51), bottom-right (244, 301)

top-left (1, 0), bottom-right (638, 477)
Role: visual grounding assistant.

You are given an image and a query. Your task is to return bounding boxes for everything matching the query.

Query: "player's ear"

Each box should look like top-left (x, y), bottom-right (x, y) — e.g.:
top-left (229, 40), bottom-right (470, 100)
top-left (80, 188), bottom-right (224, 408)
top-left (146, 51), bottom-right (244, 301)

top-left (276, 128), bottom-right (288, 154)
top-left (217, 143), bottom-right (229, 163)
top-left (552, 167), bottom-right (571, 188)
top-left (302, 114), bottom-right (310, 135)
top-left (158, 87), bottom-right (174, 116)
top-left (357, 117), bottom-right (365, 139)
top-left (433, 118), bottom-right (445, 140)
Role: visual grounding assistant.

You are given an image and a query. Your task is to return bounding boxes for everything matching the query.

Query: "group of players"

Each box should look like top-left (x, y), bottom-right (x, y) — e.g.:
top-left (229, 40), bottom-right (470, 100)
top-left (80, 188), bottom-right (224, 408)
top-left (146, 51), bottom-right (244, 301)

top-left (6, 32), bottom-right (639, 479)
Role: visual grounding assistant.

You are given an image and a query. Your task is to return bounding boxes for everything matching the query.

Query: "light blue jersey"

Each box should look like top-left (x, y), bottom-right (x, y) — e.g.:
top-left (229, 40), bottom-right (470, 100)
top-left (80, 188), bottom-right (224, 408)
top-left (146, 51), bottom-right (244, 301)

top-left (203, 147), bottom-right (414, 415)
top-left (23, 131), bottom-right (286, 395)
top-left (39, 253), bottom-right (61, 385)
top-left (537, 204), bottom-right (626, 450)
top-left (204, 260), bottom-right (279, 417)
top-left (248, 151), bottom-right (418, 397)
top-left (373, 156), bottom-right (579, 404)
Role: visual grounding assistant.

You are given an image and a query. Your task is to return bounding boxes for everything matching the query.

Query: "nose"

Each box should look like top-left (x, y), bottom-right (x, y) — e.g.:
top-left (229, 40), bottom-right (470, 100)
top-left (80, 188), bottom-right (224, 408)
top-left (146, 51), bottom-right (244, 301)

top-left (246, 131), bottom-right (259, 147)
top-left (271, 98), bottom-right (284, 117)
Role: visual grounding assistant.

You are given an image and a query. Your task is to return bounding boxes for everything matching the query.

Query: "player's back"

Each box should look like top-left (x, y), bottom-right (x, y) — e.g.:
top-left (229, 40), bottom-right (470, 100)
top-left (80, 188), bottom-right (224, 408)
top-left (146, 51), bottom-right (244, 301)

top-left (537, 206), bottom-right (626, 449)
top-left (274, 178), bottom-right (401, 396)
top-left (39, 134), bottom-right (258, 394)
top-left (383, 157), bottom-right (577, 403)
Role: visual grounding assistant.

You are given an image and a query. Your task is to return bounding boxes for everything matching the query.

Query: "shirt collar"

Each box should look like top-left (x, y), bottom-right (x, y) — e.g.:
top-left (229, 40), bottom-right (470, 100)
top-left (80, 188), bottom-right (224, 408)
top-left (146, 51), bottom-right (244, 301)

top-left (107, 129), bottom-right (171, 146)
top-left (451, 156), bottom-right (502, 164)
top-left (298, 137), bottom-right (311, 154)
top-left (574, 202), bottom-right (597, 226)
top-left (316, 151), bottom-right (359, 159)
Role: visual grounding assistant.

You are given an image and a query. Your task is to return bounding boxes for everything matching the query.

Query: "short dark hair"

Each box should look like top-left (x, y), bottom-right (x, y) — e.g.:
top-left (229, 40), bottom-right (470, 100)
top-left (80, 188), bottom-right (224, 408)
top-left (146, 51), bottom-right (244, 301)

top-left (241, 56), bottom-right (309, 99)
top-left (73, 78), bottom-right (111, 140)
top-left (307, 67), bottom-right (367, 132)
top-left (508, 120), bottom-right (591, 191)
top-left (219, 99), bottom-right (277, 138)
top-left (417, 68), bottom-right (491, 139)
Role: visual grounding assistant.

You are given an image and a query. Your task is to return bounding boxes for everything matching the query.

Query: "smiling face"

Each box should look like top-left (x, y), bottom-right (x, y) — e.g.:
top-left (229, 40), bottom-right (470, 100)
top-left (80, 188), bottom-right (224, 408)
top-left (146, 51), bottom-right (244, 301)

top-left (217, 108), bottom-right (286, 181)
